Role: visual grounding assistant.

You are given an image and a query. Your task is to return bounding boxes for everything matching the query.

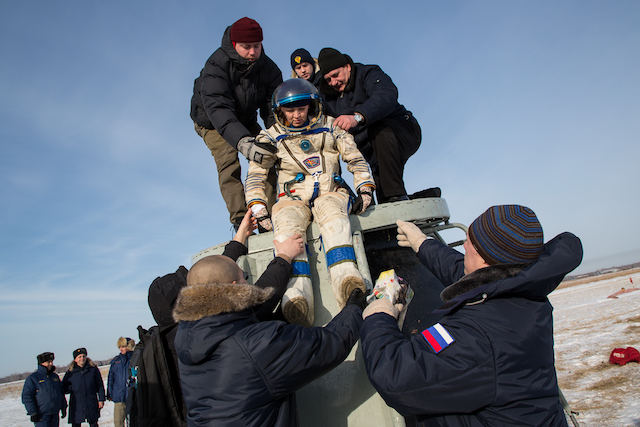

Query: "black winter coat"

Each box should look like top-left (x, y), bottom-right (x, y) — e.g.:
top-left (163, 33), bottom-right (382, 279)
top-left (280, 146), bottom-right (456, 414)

top-left (361, 233), bottom-right (583, 426)
top-left (63, 359), bottom-right (105, 424)
top-left (173, 247), bottom-right (363, 427)
top-left (190, 26), bottom-right (283, 148)
top-left (22, 365), bottom-right (67, 416)
top-left (319, 58), bottom-right (410, 146)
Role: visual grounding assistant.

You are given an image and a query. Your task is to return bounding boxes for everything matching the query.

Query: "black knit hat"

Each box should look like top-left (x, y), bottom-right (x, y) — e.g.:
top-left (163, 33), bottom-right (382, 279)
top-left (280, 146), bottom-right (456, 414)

top-left (73, 347), bottom-right (87, 359)
top-left (290, 48), bottom-right (314, 70)
top-left (318, 48), bottom-right (349, 76)
top-left (468, 205), bottom-right (544, 265)
top-left (37, 352), bottom-right (54, 364)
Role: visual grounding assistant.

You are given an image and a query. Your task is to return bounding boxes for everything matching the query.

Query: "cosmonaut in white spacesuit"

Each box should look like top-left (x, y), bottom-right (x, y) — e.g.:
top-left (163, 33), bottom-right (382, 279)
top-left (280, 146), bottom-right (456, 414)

top-left (245, 79), bottom-right (375, 327)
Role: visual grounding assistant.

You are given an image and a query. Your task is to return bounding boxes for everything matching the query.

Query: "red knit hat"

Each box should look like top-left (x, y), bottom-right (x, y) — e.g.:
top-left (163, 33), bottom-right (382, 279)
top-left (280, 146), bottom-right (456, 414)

top-left (230, 17), bottom-right (263, 43)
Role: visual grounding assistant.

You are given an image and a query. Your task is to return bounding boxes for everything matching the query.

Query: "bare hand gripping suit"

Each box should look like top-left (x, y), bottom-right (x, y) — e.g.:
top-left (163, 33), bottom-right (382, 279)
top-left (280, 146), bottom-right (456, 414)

top-left (245, 79), bottom-right (375, 327)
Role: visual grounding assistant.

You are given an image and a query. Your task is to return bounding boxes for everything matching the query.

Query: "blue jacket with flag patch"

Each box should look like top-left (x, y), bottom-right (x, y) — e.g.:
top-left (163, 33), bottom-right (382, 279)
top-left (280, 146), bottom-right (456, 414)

top-left (361, 232), bottom-right (582, 426)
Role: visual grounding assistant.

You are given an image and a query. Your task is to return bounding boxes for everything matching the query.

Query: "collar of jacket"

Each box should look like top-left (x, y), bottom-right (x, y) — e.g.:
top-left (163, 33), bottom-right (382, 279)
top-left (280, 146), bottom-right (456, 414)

top-left (432, 232), bottom-right (583, 315)
top-left (172, 282), bottom-right (275, 322)
top-left (68, 358), bottom-right (95, 372)
top-left (438, 263), bottom-right (529, 310)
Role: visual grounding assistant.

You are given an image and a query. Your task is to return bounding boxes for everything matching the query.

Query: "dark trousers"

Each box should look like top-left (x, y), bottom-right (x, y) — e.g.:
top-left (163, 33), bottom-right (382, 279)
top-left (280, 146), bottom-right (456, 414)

top-left (71, 423), bottom-right (98, 427)
top-left (34, 414), bottom-right (59, 427)
top-left (361, 113), bottom-right (421, 203)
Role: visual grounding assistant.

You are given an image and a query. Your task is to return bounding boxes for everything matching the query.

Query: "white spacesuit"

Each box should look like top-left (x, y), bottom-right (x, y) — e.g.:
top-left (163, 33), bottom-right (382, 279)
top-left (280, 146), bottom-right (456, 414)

top-left (245, 79), bottom-right (375, 327)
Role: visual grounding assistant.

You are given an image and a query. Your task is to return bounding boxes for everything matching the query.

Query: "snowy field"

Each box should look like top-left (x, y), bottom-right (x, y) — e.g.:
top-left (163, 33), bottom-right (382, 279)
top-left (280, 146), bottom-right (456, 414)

top-left (1, 272), bottom-right (639, 426)
top-left (0, 366), bottom-right (114, 427)
top-left (551, 270), bottom-right (640, 426)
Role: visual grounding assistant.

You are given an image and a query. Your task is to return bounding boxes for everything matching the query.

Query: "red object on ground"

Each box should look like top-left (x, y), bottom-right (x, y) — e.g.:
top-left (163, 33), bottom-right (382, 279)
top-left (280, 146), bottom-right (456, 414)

top-left (609, 347), bottom-right (640, 365)
top-left (607, 287), bottom-right (639, 299)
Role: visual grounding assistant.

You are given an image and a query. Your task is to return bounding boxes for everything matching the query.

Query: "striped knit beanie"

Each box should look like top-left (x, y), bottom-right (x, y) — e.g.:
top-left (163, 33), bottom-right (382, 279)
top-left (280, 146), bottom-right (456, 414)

top-left (468, 205), bottom-right (544, 265)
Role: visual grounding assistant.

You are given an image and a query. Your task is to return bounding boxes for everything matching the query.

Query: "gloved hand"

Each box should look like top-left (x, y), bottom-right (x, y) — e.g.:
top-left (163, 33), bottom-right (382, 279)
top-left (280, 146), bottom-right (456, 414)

top-left (362, 297), bottom-right (404, 320)
top-left (345, 288), bottom-right (368, 311)
top-left (396, 220), bottom-right (427, 252)
top-left (237, 136), bottom-right (277, 165)
top-left (30, 413), bottom-right (42, 423)
top-left (61, 407), bottom-right (67, 418)
top-left (351, 190), bottom-right (373, 215)
top-left (251, 204), bottom-right (273, 231)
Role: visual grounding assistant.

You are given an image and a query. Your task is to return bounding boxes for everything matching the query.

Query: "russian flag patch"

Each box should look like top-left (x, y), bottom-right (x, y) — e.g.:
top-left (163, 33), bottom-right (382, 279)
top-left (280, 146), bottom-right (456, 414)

top-left (422, 323), bottom-right (455, 354)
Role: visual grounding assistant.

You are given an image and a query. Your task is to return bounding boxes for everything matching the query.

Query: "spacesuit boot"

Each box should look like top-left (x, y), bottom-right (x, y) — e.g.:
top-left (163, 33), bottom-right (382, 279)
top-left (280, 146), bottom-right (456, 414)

top-left (313, 193), bottom-right (366, 307)
top-left (273, 200), bottom-right (314, 327)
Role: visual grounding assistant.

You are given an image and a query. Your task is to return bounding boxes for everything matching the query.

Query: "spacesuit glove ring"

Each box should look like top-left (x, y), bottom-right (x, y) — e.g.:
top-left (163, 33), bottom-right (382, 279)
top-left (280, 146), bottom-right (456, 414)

top-left (352, 190), bottom-right (373, 215)
top-left (253, 205), bottom-right (273, 231)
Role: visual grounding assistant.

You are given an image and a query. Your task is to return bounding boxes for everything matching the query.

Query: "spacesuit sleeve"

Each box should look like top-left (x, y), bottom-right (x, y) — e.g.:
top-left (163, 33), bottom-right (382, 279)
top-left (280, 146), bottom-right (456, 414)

top-left (245, 131), bottom-right (276, 209)
top-left (333, 125), bottom-right (375, 193)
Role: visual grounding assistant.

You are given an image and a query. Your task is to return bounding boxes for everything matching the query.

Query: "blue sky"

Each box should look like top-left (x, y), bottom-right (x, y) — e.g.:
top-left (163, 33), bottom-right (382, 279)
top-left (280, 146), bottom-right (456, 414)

top-left (1, 1), bottom-right (638, 377)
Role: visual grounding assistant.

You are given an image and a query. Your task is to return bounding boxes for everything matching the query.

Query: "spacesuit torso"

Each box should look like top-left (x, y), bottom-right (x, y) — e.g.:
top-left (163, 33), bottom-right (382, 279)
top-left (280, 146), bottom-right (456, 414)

top-left (245, 114), bottom-right (374, 207)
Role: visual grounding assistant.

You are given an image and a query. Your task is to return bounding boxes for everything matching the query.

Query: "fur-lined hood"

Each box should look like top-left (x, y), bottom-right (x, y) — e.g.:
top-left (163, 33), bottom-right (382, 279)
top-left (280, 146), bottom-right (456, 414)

top-left (173, 282), bottom-right (275, 322)
top-left (67, 357), bottom-right (97, 372)
top-left (434, 232), bottom-right (583, 315)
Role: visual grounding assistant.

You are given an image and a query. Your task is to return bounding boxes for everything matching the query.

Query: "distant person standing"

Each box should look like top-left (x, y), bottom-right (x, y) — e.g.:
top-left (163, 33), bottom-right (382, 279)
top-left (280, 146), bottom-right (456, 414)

top-left (63, 348), bottom-right (105, 427)
top-left (107, 337), bottom-right (135, 427)
top-left (317, 48), bottom-right (422, 203)
top-left (22, 352), bottom-right (67, 427)
top-left (191, 17), bottom-right (281, 231)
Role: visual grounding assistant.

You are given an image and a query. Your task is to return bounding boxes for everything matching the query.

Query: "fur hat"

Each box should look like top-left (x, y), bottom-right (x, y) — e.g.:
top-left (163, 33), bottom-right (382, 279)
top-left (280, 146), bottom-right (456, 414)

top-left (37, 352), bottom-right (54, 364)
top-left (468, 205), bottom-right (544, 265)
top-left (72, 347), bottom-right (87, 359)
top-left (230, 17), bottom-right (263, 43)
top-left (117, 337), bottom-right (136, 351)
top-left (318, 47), bottom-right (350, 76)
top-left (291, 48), bottom-right (314, 70)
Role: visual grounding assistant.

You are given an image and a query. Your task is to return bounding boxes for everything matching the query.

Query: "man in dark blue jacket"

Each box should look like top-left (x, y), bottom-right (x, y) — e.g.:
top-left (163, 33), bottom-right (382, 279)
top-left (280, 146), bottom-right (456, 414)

top-left (173, 210), bottom-right (367, 426)
top-left (191, 17), bottom-right (280, 231)
top-left (63, 348), bottom-right (105, 427)
top-left (360, 205), bottom-right (582, 426)
top-left (22, 352), bottom-right (67, 426)
top-left (317, 48), bottom-right (422, 204)
top-left (107, 337), bottom-right (134, 427)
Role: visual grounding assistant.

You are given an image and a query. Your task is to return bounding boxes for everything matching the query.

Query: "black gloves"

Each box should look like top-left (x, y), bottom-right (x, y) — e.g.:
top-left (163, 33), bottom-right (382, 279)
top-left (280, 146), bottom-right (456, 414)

top-left (61, 407), bottom-right (67, 418)
top-left (346, 288), bottom-right (368, 311)
top-left (31, 414), bottom-right (41, 422)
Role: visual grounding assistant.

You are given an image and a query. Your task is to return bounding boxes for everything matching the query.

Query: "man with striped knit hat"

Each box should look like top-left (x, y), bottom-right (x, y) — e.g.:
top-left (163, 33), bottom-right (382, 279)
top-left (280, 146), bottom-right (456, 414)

top-left (359, 205), bottom-right (583, 426)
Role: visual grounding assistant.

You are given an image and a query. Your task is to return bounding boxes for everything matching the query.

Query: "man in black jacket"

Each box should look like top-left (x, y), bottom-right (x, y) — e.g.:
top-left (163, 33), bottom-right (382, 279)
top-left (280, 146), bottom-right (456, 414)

top-left (173, 210), bottom-right (368, 426)
top-left (191, 17), bottom-right (281, 230)
top-left (360, 205), bottom-right (581, 426)
top-left (317, 48), bottom-right (422, 204)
